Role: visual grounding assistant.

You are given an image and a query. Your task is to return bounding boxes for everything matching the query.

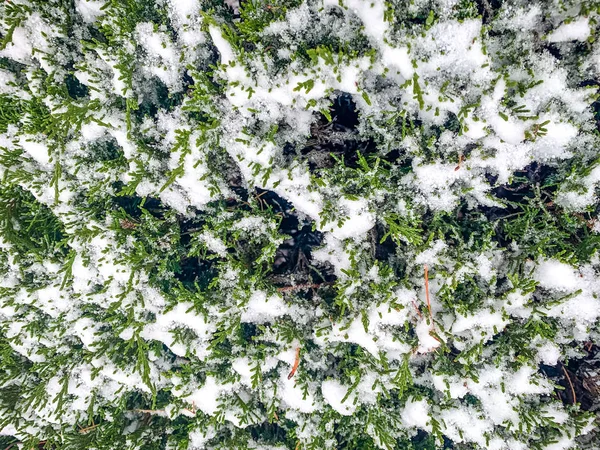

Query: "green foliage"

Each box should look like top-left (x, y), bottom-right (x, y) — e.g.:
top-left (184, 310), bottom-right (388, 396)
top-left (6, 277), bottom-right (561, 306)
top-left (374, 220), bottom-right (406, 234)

top-left (0, 184), bottom-right (67, 259)
top-left (0, 0), bottom-right (599, 449)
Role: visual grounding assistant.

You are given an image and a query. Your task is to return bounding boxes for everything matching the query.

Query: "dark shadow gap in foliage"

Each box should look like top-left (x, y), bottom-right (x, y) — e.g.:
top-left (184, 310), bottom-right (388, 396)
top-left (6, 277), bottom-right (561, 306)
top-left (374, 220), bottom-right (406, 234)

top-left (246, 421), bottom-right (290, 445)
top-left (371, 221), bottom-right (399, 264)
top-left (332, 92), bottom-right (359, 129)
top-left (113, 194), bottom-right (166, 220)
top-left (540, 342), bottom-right (600, 412)
top-left (476, 162), bottom-right (600, 263)
top-left (242, 188), bottom-right (336, 285)
top-left (65, 73), bottom-right (89, 99)
top-left (174, 255), bottom-right (217, 288)
top-left (133, 77), bottom-right (186, 121)
top-left (273, 224), bottom-right (324, 274)
top-left (475, 0), bottom-right (503, 24)
top-left (300, 92), bottom-right (378, 173)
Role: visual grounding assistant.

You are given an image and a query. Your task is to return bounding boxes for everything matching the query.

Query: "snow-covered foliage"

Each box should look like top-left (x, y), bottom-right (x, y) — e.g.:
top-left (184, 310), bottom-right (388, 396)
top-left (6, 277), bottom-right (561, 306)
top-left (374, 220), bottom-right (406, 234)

top-left (1, 0), bottom-right (600, 449)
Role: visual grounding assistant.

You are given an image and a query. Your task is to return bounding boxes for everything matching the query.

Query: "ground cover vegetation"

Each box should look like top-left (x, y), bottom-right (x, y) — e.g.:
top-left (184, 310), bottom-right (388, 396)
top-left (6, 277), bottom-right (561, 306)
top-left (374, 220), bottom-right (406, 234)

top-left (1, 0), bottom-right (600, 449)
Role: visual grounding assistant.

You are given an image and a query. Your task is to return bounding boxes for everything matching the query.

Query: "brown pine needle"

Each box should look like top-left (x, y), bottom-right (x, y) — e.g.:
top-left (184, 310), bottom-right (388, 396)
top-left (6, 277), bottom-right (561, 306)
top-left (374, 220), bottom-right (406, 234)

top-left (79, 424), bottom-right (99, 434)
top-left (411, 300), bottom-right (423, 319)
top-left (429, 329), bottom-right (442, 343)
top-left (424, 265), bottom-right (433, 324)
top-left (134, 408), bottom-right (166, 414)
top-left (562, 364), bottom-right (576, 405)
top-left (277, 282), bottom-right (333, 293)
top-left (288, 347), bottom-right (301, 380)
top-left (454, 153), bottom-right (464, 171)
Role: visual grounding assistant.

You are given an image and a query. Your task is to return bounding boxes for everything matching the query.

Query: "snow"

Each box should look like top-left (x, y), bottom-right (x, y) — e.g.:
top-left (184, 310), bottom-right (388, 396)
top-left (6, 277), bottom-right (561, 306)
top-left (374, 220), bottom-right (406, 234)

top-left (0, 13), bottom-right (58, 73)
top-left (474, 254), bottom-right (495, 282)
top-left (278, 371), bottom-right (317, 413)
top-left (544, 437), bottom-right (577, 450)
top-left (401, 398), bottom-right (431, 431)
top-left (412, 160), bottom-right (463, 211)
top-left (241, 291), bottom-right (289, 324)
top-left (80, 122), bottom-right (107, 141)
top-left (195, 231), bottom-right (228, 257)
top-left (440, 406), bottom-right (493, 447)
top-left (326, 198), bottom-right (375, 240)
top-left (188, 428), bottom-right (217, 449)
top-left (0, 27), bottom-right (32, 63)
top-left (381, 46), bottom-right (414, 80)
top-left (167, 0), bottom-right (200, 23)
top-left (321, 380), bottom-right (356, 415)
top-left (33, 285), bottom-right (70, 319)
top-left (224, 0), bottom-right (240, 15)
top-left (140, 301), bottom-right (214, 357)
top-left (536, 341), bottom-right (561, 366)
top-left (152, 302), bottom-right (212, 338)
top-left (136, 23), bottom-right (182, 90)
top-left (420, 20), bottom-right (488, 77)
top-left (0, 1), bottom-right (599, 448)
top-left (319, 318), bottom-right (380, 357)
top-left (431, 374), bottom-right (468, 399)
top-left (328, 0), bottom-right (387, 43)
top-left (534, 259), bottom-right (580, 292)
top-left (19, 138), bottom-right (50, 166)
top-left (232, 357), bottom-right (253, 385)
top-left (452, 310), bottom-right (508, 343)
top-left (182, 376), bottom-right (233, 415)
top-left (547, 18), bottom-right (591, 43)
top-left (507, 365), bottom-right (551, 396)
top-left (415, 320), bottom-right (441, 353)
top-left (271, 167), bottom-right (323, 220)
top-left (556, 165), bottom-right (600, 211)
top-left (209, 26), bottom-right (235, 66)
top-left (312, 234), bottom-right (352, 277)
top-left (173, 153), bottom-right (213, 209)
top-left (415, 240), bottom-right (447, 266)
top-left (233, 216), bottom-right (276, 233)
top-left (76, 0), bottom-right (106, 23)
top-left (0, 69), bottom-right (18, 95)
top-left (544, 290), bottom-right (600, 331)
top-left (489, 114), bottom-right (526, 144)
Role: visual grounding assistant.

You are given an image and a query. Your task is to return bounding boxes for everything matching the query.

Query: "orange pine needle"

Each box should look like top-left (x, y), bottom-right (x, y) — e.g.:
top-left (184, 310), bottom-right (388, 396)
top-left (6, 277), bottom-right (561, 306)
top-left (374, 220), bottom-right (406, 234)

top-left (288, 347), bottom-right (301, 380)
